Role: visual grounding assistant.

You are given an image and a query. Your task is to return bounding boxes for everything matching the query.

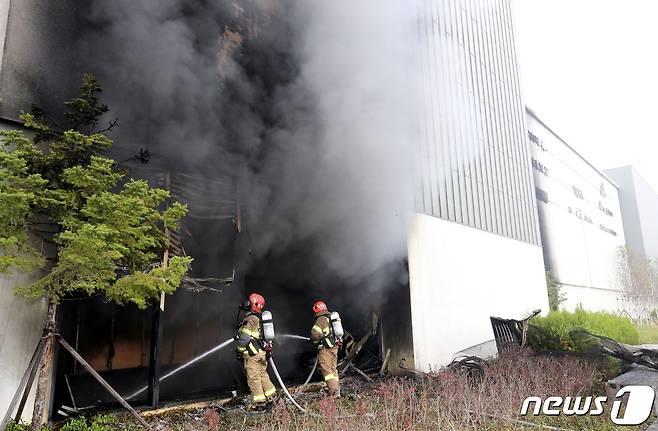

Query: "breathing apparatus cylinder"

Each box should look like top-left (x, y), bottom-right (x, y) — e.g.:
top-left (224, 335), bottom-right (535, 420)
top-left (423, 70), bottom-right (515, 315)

top-left (261, 310), bottom-right (275, 342)
top-left (330, 311), bottom-right (344, 338)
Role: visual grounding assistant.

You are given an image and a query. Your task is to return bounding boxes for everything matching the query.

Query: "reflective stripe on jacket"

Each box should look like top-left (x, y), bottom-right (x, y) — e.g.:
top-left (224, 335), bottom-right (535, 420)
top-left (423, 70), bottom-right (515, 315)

top-left (237, 313), bottom-right (262, 356)
top-left (310, 313), bottom-right (335, 349)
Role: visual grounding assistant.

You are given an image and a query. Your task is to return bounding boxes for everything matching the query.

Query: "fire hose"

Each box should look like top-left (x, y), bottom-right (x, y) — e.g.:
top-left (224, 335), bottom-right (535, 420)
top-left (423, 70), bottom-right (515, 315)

top-left (268, 356), bottom-right (308, 413)
top-left (302, 355), bottom-right (318, 388)
top-left (125, 337), bottom-right (235, 400)
top-left (122, 333), bottom-right (321, 416)
top-left (278, 334), bottom-right (318, 388)
top-left (268, 356), bottom-right (358, 419)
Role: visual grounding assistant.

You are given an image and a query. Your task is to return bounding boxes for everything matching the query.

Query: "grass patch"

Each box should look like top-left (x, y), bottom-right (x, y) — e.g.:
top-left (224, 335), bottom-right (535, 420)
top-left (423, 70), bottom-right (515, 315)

top-left (638, 325), bottom-right (658, 344)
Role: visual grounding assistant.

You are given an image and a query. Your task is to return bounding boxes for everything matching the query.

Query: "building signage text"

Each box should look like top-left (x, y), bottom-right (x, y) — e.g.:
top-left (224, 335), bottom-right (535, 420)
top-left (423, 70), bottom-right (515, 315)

top-left (532, 158), bottom-right (549, 176)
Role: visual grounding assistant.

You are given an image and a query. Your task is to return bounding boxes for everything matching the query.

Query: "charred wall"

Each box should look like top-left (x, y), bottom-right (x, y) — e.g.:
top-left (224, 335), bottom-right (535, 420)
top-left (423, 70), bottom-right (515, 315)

top-left (380, 261), bottom-right (414, 375)
top-left (52, 0), bottom-right (340, 410)
top-left (0, 0), bottom-right (420, 413)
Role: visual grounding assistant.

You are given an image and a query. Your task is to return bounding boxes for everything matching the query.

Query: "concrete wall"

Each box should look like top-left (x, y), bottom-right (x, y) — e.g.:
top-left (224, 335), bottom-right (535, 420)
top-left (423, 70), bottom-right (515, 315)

top-left (560, 284), bottom-right (622, 313)
top-left (0, 273), bottom-right (48, 421)
top-left (605, 166), bottom-right (658, 261)
top-left (0, 115), bottom-right (48, 420)
top-left (0, 112), bottom-right (49, 418)
top-left (0, 0), bottom-right (81, 417)
top-left (407, 213), bottom-right (548, 371)
top-left (527, 110), bottom-right (626, 313)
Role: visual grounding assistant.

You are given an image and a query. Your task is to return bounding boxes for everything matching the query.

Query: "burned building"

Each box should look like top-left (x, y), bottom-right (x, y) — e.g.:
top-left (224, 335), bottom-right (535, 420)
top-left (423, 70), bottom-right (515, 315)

top-left (0, 0), bottom-right (549, 420)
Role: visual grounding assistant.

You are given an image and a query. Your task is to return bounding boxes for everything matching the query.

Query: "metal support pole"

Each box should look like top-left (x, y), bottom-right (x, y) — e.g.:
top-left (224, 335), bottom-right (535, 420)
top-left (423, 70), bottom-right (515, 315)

top-left (1, 338), bottom-right (45, 431)
top-left (146, 304), bottom-right (163, 408)
top-left (14, 340), bottom-right (45, 422)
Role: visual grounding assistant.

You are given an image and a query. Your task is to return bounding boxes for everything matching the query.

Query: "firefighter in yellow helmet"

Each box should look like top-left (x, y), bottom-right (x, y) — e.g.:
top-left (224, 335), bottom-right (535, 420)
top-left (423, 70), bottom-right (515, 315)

top-left (310, 300), bottom-right (341, 398)
top-left (235, 293), bottom-right (276, 409)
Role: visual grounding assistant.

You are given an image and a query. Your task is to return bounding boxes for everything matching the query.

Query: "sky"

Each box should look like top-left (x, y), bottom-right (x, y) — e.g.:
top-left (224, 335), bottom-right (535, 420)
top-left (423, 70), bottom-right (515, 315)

top-left (514, 0), bottom-right (658, 191)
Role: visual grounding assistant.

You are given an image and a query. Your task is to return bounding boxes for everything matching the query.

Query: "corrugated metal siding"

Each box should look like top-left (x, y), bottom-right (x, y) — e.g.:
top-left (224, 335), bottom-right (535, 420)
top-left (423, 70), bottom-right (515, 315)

top-left (416, 0), bottom-right (540, 245)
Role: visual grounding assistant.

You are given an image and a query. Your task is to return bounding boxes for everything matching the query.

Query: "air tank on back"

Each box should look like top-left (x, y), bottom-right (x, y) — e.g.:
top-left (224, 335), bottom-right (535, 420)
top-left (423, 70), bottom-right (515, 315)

top-left (330, 311), bottom-right (344, 338)
top-left (261, 310), bottom-right (275, 342)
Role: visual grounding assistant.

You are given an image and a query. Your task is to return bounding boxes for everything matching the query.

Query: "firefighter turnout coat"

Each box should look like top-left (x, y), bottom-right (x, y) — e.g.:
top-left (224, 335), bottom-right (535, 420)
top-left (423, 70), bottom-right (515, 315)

top-left (236, 313), bottom-right (276, 403)
top-left (310, 312), bottom-right (340, 395)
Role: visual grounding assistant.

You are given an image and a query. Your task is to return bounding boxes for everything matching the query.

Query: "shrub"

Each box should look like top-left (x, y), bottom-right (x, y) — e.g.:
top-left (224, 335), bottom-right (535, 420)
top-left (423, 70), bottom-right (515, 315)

top-left (528, 309), bottom-right (639, 351)
top-left (546, 272), bottom-right (566, 311)
top-left (59, 416), bottom-right (118, 431)
top-left (5, 415), bottom-right (122, 431)
top-left (5, 423), bottom-right (35, 431)
top-left (203, 408), bottom-right (221, 431)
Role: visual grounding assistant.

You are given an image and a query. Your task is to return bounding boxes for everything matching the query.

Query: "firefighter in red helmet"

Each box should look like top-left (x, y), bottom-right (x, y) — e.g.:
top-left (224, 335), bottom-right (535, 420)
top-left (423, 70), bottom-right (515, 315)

top-left (310, 300), bottom-right (341, 397)
top-left (235, 293), bottom-right (276, 409)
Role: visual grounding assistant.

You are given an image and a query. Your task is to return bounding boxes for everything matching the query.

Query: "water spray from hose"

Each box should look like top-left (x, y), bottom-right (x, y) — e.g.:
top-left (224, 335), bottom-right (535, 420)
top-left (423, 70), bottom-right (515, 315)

top-left (278, 334), bottom-right (310, 342)
top-left (278, 334), bottom-right (318, 389)
top-left (125, 337), bottom-right (234, 400)
top-left (277, 334), bottom-right (317, 388)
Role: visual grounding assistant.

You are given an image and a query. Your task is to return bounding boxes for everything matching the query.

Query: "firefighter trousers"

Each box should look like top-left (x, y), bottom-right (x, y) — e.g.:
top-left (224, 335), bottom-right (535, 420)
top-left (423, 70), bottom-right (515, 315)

top-left (318, 346), bottom-right (339, 395)
top-left (243, 350), bottom-right (276, 403)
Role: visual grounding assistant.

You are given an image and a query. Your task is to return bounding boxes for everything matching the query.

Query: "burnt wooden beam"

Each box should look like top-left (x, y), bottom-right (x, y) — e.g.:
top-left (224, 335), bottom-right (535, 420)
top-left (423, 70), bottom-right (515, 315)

top-left (147, 171), bottom-right (169, 408)
top-left (349, 364), bottom-right (374, 383)
top-left (379, 348), bottom-right (391, 376)
top-left (31, 303), bottom-right (58, 430)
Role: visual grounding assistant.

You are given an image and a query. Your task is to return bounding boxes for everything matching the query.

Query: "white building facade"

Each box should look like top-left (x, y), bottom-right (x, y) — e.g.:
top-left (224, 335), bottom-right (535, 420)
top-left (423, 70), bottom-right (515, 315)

top-left (402, 0), bottom-right (549, 372)
top-left (604, 165), bottom-right (658, 262)
top-left (527, 109), bottom-right (626, 313)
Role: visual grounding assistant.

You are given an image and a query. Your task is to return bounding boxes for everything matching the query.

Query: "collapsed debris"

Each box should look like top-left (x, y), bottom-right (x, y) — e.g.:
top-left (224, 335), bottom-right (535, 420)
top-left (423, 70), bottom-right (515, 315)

top-left (490, 309), bottom-right (542, 353)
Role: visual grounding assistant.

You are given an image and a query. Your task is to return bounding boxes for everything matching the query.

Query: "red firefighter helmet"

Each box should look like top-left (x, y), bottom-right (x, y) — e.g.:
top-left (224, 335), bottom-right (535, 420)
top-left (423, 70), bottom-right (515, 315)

top-left (312, 300), bottom-right (327, 314)
top-left (247, 293), bottom-right (265, 313)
